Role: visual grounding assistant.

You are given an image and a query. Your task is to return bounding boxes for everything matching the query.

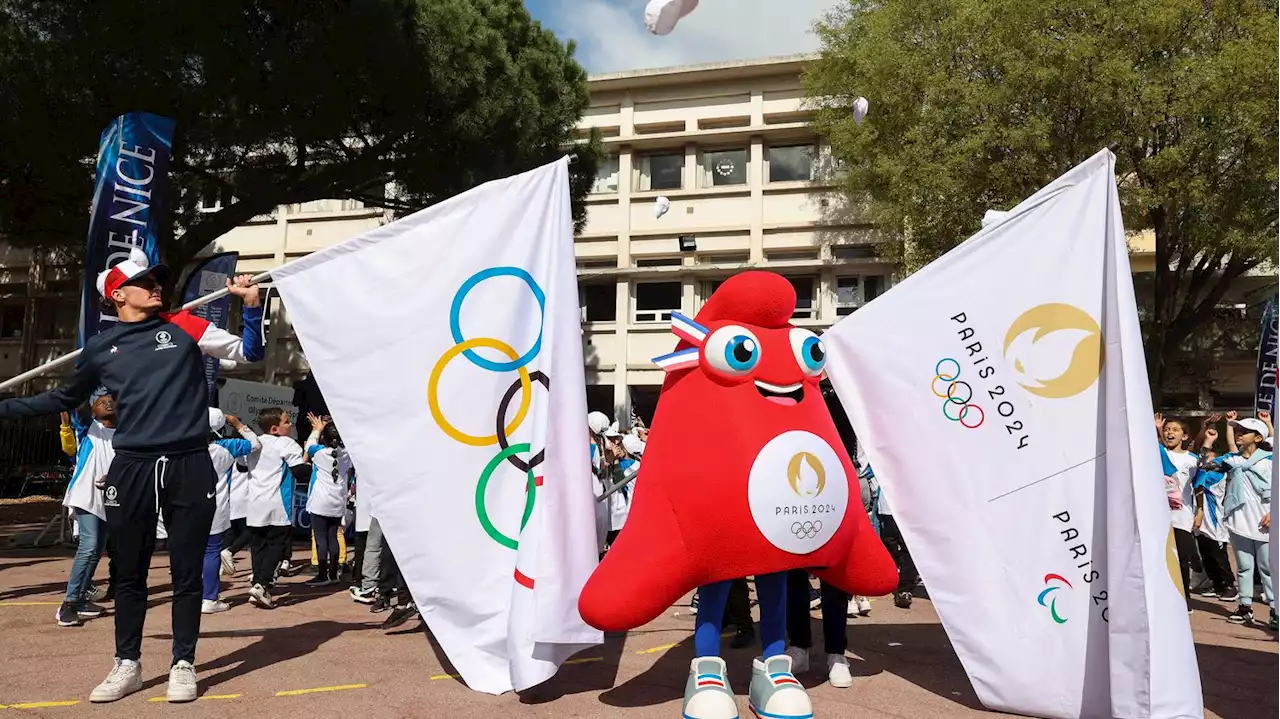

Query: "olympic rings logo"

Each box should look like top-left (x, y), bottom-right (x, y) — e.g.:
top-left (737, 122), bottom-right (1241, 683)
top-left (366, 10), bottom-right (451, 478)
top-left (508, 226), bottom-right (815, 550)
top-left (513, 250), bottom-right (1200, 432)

top-left (428, 267), bottom-right (550, 559)
top-left (932, 358), bottom-right (984, 429)
top-left (791, 521), bottom-right (822, 539)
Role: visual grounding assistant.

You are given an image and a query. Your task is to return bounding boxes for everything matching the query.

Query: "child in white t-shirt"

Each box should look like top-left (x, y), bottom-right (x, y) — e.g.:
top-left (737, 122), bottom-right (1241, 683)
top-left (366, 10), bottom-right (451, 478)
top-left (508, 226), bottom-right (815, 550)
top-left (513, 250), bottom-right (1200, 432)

top-left (1155, 414), bottom-right (1202, 610)
top-left (245, 408), bottom-right (308, 609)
top-left (303, 414), bottom-right (349, 587)
top-left (201, 409), bottom-right (259, 614)
top-left (1207, 412), bottom-right (1274, 628)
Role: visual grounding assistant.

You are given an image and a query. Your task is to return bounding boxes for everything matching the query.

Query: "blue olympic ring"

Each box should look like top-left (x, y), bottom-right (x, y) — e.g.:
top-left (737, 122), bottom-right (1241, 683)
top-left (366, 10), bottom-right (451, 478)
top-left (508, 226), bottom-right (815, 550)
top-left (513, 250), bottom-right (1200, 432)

top-left (449, 266), bottom-right (546, 372)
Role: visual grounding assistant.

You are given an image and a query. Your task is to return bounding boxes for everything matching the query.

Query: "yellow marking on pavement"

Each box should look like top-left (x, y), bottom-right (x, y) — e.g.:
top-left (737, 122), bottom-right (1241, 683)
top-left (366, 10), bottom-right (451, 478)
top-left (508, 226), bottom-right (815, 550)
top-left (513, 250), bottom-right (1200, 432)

top-left (275, 684), bottom-right (367, 697)
top-left (636, 630), bottom-right (730, 655)
top-left (563, 657), bottom-right (604, 665)
top-left (0, 601), bottom-right (62, 606)
top-left (636, 642), bottom-right (679, 655)
top-left (148, 694), bottom-right (241, 702)
top-left (429, 673), bottom-right (459, 681)
top-left (4, 701), bottom-right (80, 708)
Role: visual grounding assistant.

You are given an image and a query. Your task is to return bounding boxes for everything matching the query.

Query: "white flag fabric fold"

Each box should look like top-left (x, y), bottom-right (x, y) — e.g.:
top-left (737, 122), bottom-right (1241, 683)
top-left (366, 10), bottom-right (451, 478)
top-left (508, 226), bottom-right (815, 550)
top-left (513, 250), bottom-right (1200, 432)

top-left (272, 158), bottom-right (602, 694)
top-left (823, 149), bottom-right (1202, 718)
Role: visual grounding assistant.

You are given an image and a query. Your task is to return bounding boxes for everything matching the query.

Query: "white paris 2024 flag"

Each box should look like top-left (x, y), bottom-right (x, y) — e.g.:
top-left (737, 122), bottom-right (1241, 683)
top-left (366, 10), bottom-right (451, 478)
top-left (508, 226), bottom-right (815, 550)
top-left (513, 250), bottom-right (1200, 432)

top-left (272, 158), bottom-right (602, 694)
top-left (824, 150), bottom-right (1203, 718)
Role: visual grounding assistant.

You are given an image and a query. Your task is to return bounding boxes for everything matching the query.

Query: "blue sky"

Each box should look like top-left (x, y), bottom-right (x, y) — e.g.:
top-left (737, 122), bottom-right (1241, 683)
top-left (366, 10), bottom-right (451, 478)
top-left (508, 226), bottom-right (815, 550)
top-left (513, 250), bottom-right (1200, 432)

top-left (525, 0), bottom-right (839, 74)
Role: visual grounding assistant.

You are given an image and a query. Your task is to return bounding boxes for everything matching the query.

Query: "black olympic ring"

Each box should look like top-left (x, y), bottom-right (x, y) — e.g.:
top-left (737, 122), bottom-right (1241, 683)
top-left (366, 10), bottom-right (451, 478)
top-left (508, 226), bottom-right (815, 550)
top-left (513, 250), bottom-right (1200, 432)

top-left (790, 520), bottom-right (822, 539)
top-left (496, 370), bottom-right (550, 472)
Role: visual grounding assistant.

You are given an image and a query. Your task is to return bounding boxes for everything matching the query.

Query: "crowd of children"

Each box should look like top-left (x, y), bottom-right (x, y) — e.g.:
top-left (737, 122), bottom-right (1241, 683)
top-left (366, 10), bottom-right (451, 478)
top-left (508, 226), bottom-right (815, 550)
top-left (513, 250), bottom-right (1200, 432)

top-left (1157, 410), bottom-right (1275, 629)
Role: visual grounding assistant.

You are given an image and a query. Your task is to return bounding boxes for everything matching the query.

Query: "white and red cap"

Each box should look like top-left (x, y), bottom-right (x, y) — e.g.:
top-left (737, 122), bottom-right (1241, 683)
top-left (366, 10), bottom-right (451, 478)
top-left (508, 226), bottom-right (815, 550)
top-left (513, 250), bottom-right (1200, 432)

top-left (96, 247), bottom-right (170, 298)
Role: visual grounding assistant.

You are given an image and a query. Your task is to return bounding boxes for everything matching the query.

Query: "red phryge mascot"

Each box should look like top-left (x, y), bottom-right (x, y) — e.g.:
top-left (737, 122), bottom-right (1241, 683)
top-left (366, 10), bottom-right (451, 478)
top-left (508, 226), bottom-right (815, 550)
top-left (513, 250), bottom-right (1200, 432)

top-left (579, 271), bottom-right (897, 719)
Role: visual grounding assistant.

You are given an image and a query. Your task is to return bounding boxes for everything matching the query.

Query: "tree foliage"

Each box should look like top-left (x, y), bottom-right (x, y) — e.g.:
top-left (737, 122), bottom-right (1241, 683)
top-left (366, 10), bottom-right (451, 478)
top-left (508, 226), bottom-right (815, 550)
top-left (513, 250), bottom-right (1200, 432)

top-left (0, 0), bottom-right (599, 273)
top-left (807, 0), bottom-right (1278, 399)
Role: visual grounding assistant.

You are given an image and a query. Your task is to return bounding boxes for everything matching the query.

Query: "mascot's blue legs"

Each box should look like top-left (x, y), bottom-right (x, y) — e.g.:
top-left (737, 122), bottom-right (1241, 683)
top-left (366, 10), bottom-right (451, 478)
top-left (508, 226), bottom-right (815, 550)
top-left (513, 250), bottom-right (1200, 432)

top-left (693, 573), bottom-right (787, 657)
top-left (687, 573), bottom-right (804, 719)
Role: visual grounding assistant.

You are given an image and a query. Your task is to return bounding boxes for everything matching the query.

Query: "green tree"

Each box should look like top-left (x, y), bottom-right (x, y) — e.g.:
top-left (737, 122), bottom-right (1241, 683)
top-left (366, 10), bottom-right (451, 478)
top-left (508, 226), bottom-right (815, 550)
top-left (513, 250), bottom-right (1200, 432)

top-left (807, 0), bottom-right (1278, 402)
top-left (0, 0), bottom-right (599, 274)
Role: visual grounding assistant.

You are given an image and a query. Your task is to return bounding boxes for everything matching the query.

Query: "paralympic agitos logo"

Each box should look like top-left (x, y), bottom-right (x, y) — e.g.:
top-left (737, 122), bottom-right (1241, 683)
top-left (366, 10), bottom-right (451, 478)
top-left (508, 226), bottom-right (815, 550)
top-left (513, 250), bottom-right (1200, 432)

top-left (1037, 573), bottom-right (1073, 625)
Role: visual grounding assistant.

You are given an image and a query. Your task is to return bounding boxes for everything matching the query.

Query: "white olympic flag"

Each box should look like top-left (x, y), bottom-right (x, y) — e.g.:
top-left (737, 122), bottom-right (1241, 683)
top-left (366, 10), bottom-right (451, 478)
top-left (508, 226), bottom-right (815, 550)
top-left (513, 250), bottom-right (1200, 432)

top-left (272, 158), bottom-right (602, 693)
top-left (824, 149), bottom-right (1203, 718)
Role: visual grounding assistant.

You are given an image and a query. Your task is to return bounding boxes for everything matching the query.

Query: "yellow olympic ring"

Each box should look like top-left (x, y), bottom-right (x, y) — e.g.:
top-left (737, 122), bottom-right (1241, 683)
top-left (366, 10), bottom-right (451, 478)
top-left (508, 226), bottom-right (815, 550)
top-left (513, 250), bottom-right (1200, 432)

top-left (429, 337), bottom-right (531, 446)
top-left (931, 374), bottom-right (955, 398)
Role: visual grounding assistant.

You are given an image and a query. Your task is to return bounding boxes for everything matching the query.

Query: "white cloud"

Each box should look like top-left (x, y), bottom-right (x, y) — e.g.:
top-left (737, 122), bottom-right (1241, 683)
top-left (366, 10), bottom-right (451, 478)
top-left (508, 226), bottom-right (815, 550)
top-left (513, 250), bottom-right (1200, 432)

top-left (546, 0), bottom-right (838, 73)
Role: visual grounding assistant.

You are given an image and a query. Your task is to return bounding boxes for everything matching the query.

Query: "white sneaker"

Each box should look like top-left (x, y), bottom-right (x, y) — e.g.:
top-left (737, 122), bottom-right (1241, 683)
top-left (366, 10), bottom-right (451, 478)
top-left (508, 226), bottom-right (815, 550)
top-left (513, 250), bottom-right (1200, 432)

top-left (855, 595), bottom-right (872, 616)
top-left (201, 599), bottom-right (231, 614)
top-left (166, 660), bottom-right (198, 703)
top-left (248, 583), bottom-right (274, 609)
top-left (219, 549), bottom-right (235, 576)
top-left (784, 645), bottom-right (810, 674)
top-left (827, 654), bottom-right (854, 688)
top-left (89, 659), bottom-right (142, 703)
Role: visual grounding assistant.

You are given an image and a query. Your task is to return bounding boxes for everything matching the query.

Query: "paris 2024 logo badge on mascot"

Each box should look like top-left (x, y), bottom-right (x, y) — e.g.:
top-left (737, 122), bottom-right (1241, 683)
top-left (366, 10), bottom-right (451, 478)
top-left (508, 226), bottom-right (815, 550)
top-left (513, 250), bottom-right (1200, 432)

top-left (579, 271), bottom-right (897, 719)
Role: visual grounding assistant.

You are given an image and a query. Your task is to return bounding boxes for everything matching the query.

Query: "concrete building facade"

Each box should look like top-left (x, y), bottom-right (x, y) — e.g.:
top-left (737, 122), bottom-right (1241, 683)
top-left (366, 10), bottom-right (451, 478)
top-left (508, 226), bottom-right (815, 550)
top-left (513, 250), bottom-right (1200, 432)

top-left (0, 55), bottom-right (1269, 425)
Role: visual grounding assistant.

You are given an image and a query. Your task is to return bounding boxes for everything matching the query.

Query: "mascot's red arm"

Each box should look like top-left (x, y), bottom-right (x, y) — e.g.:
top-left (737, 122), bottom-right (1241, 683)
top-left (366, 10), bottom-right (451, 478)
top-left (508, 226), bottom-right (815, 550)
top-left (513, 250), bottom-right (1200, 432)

top-left (578, 271), bottom-right (897, 632)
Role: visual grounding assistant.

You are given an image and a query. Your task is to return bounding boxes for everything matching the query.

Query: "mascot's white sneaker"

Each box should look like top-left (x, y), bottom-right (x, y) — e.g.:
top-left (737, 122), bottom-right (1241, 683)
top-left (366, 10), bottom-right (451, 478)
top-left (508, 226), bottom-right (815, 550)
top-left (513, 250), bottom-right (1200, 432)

top-left (749, 654), bottom-right (813, 719)
top-left (683, 657), bottom-right (739, 719)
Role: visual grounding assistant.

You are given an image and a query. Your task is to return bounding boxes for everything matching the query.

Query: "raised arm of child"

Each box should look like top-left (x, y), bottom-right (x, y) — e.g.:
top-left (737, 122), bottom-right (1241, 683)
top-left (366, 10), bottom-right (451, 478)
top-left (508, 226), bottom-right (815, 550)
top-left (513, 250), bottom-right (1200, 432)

top-left (1260, 410), bottom-right (1273, 440)
top-left (1225, 410), bottom-right (1239, 454)
top-left (58, 411), bottom-right (77, 457)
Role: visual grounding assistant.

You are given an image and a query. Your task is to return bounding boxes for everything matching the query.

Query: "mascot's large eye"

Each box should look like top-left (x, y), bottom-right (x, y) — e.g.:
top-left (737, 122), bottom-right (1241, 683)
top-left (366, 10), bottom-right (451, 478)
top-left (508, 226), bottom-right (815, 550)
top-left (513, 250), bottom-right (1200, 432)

top-left (789, 328), bottom-right (826, 377)
top-left (703, 325), bottom-right (762, 376)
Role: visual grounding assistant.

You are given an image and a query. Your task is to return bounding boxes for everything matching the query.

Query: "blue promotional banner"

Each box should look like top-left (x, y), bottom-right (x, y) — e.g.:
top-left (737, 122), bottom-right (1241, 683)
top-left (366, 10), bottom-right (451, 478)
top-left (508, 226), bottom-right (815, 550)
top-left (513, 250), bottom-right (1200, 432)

top-left (1256, 295), bottom-right (1278, 415)
top-left (79, 112), bottom-right (176, 345)
top-left (180, 251), bottom-right (240, 402)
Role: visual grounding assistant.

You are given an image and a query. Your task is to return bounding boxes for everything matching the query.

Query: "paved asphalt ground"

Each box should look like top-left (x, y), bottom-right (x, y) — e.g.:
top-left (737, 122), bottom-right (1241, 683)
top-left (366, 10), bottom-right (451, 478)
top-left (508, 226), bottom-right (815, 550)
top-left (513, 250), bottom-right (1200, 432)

top-left (1, 514), bottom-right (1275, 718)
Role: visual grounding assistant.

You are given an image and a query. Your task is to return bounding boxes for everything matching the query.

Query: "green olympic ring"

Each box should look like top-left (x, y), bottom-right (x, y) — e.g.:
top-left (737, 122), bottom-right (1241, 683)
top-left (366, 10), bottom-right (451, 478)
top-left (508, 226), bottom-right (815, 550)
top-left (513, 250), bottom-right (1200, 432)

top-left (475, 442), bottom-right (537, 550)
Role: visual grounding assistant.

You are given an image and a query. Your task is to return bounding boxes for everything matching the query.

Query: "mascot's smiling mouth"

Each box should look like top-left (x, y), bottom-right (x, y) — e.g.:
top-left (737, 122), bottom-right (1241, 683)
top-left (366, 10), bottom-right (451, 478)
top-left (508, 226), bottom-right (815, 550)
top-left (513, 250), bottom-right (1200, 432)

top-left (754, 380), bottom-right (804, 406)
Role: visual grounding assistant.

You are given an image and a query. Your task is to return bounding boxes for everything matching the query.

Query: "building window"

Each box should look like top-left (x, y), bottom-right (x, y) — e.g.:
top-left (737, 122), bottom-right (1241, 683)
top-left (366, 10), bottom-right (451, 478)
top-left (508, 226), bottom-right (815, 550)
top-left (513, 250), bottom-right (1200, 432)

top-left (0, 303), bottom-right (25, 338)
top-left (197, 185), bottom-right (236, 213)
top-left (634, 257), bottom-right (682, 268)
top-left (39, 298), bottom-right (78, 340)
top-left (788, 277), bottom-right (817, 320)
top-left (580, 283), bottom-right (616, 323)
top-left (634, 282), bottom-right (682, 323)
top-left (701, 280), bottom-right (725, 302)
top-left (769, 144), bottom-right (815, 182)
top-left (835, 274), bottom-right (889, 315)
top-left (593, 155), bottom-right (619, 194)
top-left (701, 148), bottom-right (747, 187)
top-left (637, 152), bottom-right (683, 191)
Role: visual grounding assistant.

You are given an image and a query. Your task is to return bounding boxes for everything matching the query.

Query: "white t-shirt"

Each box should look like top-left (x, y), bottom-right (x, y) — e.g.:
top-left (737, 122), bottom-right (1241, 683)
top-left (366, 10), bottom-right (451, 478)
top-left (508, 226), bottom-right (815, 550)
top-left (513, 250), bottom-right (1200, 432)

top-left (230, 462), bottom-right (251, 520)
top-left (609, 459), bottom-right (639, 531)
top-left (246, 434), bottom-right (306, 527)
top-left (347, 454), bottom-right (370, 532)
top-left (1194, 468), bottom-right (1230, 543)
top-left (63, 422), bottom-right (115, 520)
top-left (1164, 448), bottom-right (1199, 532)
top-left (1222, 451), bottom-right (1272, 542)
top-left (305, 445), bottom-right (349, 519)
top-left (207, 427), bottom-right (260, 535)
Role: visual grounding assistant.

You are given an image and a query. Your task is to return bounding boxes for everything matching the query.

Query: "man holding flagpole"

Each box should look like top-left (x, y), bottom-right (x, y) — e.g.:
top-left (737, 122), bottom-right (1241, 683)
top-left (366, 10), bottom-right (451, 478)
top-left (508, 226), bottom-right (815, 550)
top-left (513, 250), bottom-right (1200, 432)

top-left (0, 248), bottom-right (264, 704)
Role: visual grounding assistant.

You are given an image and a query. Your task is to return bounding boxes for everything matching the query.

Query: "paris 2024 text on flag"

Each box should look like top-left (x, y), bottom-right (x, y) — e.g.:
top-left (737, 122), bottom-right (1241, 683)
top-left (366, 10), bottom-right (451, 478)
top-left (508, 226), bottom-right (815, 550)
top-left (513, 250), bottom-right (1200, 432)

top-left (823, 149), bottom-right (1203, 719)
top-left (271, 157), bottom-right (603, 694)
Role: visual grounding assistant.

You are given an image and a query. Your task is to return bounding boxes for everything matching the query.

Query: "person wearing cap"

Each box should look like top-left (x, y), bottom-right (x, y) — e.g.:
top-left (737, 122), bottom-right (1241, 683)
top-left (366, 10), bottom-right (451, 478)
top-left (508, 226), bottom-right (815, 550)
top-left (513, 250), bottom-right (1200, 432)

top-left (0, 247), bottom-right (264, 703)
top-left (588, 412), bottom-right (614, 555)
top-left (202, 408), bottom-right (260, 614)
top-left (55, 387), bottom-right (117, 628)
top-left (1206, 411), bottom-right (1274, 628)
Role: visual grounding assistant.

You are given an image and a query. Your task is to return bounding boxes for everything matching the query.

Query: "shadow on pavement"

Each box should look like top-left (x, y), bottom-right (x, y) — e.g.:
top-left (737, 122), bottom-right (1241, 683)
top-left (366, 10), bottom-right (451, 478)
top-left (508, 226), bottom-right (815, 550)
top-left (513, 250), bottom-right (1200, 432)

top-left (1197, 640), bottom-right (1279, 719)
top-left (598, 615), bottom-right (982, 711)
top-left (145, 620), bottom-right (378, 693)
top-left (517, 632), bottom-right (627, 703)
top-left (0, 580), bottom-right (71, 601)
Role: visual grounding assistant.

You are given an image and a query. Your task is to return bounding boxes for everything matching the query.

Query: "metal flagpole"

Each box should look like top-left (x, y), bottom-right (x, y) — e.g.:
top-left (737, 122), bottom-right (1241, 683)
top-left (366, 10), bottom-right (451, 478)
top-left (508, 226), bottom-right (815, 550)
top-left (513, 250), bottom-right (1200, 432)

top-left (0, 269), bottom-right (274, 393)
